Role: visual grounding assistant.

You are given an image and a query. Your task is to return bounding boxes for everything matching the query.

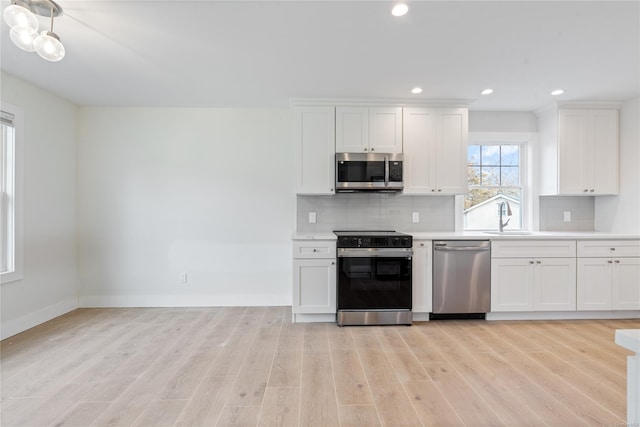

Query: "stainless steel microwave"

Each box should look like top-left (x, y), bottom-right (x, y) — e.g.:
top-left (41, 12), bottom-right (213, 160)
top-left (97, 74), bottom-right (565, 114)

top-left (335, 152), bottom-right (404, 192)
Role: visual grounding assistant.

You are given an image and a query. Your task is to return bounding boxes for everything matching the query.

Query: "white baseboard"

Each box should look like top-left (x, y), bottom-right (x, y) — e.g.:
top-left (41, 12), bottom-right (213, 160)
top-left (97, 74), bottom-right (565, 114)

top-left (486, 311), bottom-right (640, 321)
top-left (1, 297), bottom-right (79, 340)
top-left (79, 293), bottom-right (291, 308)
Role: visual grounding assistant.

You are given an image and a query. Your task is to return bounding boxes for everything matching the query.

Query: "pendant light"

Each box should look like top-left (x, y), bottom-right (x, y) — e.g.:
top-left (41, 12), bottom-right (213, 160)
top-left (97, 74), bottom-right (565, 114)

top-left (3, 0), bottom-right (65, 61)
top-left (34, 6), bottom-right (64, 61)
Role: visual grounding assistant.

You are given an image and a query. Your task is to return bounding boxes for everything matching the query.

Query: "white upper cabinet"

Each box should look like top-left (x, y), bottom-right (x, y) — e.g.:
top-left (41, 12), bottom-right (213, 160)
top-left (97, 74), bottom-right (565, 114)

top-left (336, 107), bottom-right (402, 153)
top-left (403, 107), bottom-right (468, 194)
top-left (294, 106), bottom-right (336, 195)
top-left (539, 105), bottom-right (619, 196)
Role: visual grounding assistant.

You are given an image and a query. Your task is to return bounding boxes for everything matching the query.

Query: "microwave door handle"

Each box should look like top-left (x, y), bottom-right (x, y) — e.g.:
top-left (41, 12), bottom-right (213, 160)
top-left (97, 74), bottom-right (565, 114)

top-left (384, 156), bottom-right (389, 187)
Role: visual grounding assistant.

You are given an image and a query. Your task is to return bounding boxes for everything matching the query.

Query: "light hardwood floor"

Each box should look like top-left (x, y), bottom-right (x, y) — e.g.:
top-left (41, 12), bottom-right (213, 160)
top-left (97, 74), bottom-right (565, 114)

top-left (1, 307), bottom-right (638, 427)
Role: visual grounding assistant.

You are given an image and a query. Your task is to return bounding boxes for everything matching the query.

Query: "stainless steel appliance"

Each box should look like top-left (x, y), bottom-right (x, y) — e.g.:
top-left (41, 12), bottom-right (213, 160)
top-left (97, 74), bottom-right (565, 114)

top-left (335, 152), bottom-right (403, 192)
top-left (432, 240), bottom-right (491, 319)
top-left (335, 231), bottom-right (413, 326)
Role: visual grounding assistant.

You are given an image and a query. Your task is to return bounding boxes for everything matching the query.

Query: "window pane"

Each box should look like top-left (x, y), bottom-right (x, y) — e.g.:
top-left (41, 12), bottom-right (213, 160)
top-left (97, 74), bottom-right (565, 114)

top-left (482, 166), bottom-right (501, 186)
top-left (468, 145), bottom-right (480, 165)
top-left (468, 166), bottom-right (481, 186)
top-left (465, 142), bottom-right (523, 231)
top-left (464, 189), bottom-right (522, 230)
top-left (501, 145), bottom-right (519, 166)
top-left (481, 145), bottom-right (500, 166)
top-left (501, 166), bottom-right (520, 186)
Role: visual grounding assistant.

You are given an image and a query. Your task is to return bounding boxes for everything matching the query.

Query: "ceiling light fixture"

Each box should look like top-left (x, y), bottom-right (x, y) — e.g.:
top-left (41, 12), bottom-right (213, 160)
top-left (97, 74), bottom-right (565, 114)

top-left (392, 3), bottom-right (409, 17)
top-left (411, 87), bottom-right (423, 94)
top-left (3, 0), bottom-right (65, 61)
top-left (481, 88), bottom-right (494, 95)
top-left (551, 89), bottom-right (564, 96)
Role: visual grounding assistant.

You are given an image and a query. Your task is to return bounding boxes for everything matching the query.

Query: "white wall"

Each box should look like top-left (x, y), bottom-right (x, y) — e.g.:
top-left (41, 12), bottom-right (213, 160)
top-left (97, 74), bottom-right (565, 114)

top-left (595, 96), bottom-right (640, 233)
top-left (469, 111), bottom-right (538, 133)
top-left (77, 107), bottom-right (294, 307)
top-left (0, 71), bottom-right (78, 339)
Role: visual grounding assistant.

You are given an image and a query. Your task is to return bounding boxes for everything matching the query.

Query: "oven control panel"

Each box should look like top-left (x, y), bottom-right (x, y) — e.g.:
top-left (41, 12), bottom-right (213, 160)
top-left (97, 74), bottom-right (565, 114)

top-left (337, 236), bottom-right (412, 248)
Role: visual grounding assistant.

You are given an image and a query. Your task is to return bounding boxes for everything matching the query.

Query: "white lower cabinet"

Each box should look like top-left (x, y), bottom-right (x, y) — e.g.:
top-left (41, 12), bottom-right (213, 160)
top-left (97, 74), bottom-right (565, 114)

top-left (491, 258), bottom-right (576, 312)
top-left (292, 241), bottom-right (336, 316)
top-left (412, 240), bottom-right (432, 314)
top-left (491, 240), bottom-right (577, 312)
top-left (577, 240), bottom-right (640, 311)
top-left (293, 259), bottom-right (336, 314)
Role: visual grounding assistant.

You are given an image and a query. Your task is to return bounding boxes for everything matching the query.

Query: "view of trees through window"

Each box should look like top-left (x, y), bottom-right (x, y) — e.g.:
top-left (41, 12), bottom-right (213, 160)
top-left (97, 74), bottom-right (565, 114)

top-left (464, 144), bottom-right (522, 230)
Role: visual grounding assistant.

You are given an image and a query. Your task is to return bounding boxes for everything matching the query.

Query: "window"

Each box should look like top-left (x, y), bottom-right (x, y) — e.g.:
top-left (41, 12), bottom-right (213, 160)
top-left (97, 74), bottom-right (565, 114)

top-left (1, 105), bottom-right (22, 283)
top-left (464, 144), bottom-right (523, 230)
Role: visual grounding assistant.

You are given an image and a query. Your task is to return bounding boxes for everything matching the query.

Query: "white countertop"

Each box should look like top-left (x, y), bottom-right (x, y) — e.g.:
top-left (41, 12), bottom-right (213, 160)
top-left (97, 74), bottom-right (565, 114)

top-left (615, 329), bottom-right (640, 353)
top-left (292, 231), bottom-right (639, 241)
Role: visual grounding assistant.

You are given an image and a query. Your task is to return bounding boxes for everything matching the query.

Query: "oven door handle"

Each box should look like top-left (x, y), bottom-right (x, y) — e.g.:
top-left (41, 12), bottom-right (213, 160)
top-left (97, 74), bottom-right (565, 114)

top-left (384, 156), bottom-right (389, 187)
top-left (338, 248), bottom-right (413, 258)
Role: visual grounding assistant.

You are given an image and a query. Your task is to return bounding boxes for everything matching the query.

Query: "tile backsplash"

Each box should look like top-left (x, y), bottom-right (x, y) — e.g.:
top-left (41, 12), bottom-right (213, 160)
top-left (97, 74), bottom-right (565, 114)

top-left (538, 196), bottom-right (595, 231)
top-left (297, 194), bottom-right (455, 233)
top-left (297, 194), bottom-right (596, 233)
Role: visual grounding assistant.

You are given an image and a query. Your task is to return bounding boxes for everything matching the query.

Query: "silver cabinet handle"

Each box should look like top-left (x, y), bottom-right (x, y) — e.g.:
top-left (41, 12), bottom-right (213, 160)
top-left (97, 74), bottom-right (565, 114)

top-left (615, 260), bottom-right (620, 264)
top-left (590, 189), bottom-right (595, 192)
top-left (610, 247), bottom-right (616, 251)
top-left (363, 148), bottom-right (368, 151)
top-left (371, 148), bottom-right (375, 152)
top-left (584, 189), bottom-right (589, 192)
top-left (608, 260), bottom-right (613, 264)
top-left (529, 261), bottom-right (534, 264)
top-left (536, 260), bottom-right (542, 264)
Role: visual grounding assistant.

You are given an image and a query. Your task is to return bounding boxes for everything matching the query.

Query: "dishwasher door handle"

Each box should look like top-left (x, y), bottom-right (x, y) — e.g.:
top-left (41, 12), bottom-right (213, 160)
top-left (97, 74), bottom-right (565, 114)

top-left (434, 246), bottom-right (490, 252)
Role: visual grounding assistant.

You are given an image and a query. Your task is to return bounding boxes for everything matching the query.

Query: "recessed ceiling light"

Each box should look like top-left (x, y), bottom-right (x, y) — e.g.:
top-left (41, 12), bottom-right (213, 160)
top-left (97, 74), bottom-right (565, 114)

top-left (411, 87), bottom-right (423, 94)
top-left (551, 89), bottom-right (564, 96)
top-left (392, 3), bottom-right (408, 17)
top-left (481, 88), bottom-right (493, 95)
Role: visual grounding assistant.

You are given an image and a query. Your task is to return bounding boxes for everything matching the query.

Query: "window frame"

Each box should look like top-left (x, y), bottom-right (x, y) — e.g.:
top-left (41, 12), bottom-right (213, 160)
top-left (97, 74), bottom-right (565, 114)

top-left (1, 103), bottom-right (24, 284)
top-left (456, 132), bottom-right (535, 232)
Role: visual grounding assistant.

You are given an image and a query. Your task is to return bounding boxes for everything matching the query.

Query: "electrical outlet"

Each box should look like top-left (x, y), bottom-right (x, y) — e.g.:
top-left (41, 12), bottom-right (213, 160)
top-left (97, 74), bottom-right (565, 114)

top-left (308, 212), bottom-right (317, 223)
top-left (179, 272), bottom-right (188, 284)
top-left (412, 212), bottom-right (420, 223)
top-left (563, 211), bottom-right (571, 222)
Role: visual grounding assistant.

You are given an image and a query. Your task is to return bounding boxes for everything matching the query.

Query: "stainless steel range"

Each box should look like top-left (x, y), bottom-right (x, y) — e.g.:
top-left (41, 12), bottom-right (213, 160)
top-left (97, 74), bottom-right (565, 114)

top-left (334, 231), bottom-right (413, 326)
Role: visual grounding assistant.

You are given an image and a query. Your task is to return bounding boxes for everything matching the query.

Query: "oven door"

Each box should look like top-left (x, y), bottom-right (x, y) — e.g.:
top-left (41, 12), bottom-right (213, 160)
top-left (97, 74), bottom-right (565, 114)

top-left (337, 249), bottom-right (412, 311)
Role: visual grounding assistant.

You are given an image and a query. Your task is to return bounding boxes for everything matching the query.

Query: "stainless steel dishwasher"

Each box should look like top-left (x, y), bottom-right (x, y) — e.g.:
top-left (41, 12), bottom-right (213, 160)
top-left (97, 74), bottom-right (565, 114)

top-left (432, 240), bottom-right (491, 319)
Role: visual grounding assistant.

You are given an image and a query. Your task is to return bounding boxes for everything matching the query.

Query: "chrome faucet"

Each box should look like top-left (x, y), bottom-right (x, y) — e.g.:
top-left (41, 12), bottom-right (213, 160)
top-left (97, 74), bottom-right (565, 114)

top-left (499, 201), bottom-right (512, 232)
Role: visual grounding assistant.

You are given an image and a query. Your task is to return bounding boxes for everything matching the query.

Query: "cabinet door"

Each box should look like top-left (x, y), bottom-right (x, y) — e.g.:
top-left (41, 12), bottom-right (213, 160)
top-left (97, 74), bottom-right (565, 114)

top-left (534, 258), bottom-right (576, 311)
top-left (577, 258), bottom-right (612, 311)
top-left (412, 241), bottom-right (432, 313)
top-left (587, 109), bottom-right (619, 194)
top-left (336, 107), bottom-right (368, 153)
top-left (612, 258), bottom-right (640, 310)
top-left (558, 109), bottom-right (588, 195)
top-left (369, 107), bottom-right (402, 153)
top-left (434, 108), bottom-right (468, 194)
top-left (402, 108), bottom-right (435, 193)
top-left (294, 107), bottom-right (336, 194)
top-left (293, 259), bottom-right (336, 314)
top-left (491, 259), bottom-right (534, 311)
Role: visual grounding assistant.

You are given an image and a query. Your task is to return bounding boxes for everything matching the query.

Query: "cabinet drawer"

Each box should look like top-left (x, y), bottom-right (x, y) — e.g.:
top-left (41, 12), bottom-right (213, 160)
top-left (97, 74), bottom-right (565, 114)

top-left (491, 240), bottom-right (576, 258)
top-left (293, 241), bottom-right (336, 259)
top-left (577, 240), bottom-right (640, 258)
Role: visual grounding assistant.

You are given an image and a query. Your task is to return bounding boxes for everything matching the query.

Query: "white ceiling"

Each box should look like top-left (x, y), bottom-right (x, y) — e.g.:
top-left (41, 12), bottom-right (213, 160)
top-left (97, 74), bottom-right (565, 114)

top-left (1, 0), bottom-right (639, 111)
